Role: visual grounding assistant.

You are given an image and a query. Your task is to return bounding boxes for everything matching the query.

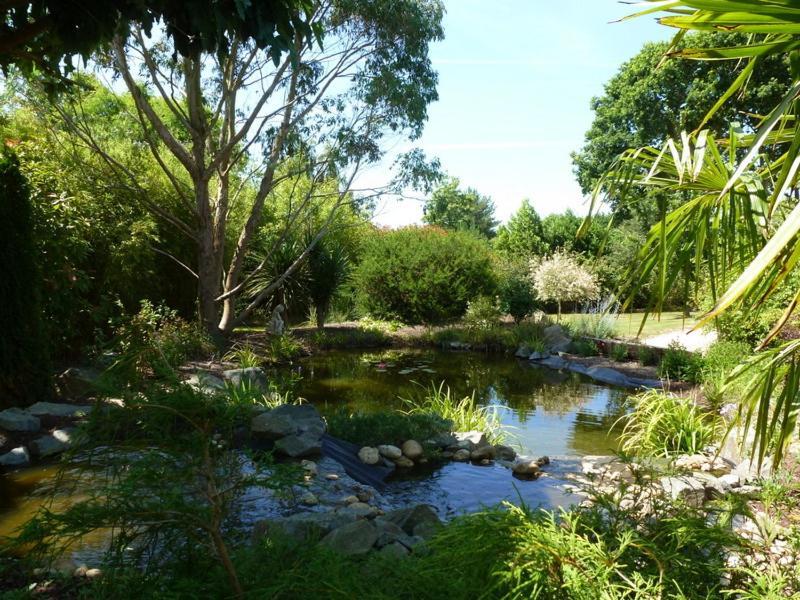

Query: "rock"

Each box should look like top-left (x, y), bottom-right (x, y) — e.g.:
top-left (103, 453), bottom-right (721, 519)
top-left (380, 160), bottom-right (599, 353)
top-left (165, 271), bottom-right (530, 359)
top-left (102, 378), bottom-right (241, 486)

top-left (255, 511), bottom-right (357, 543)
top-left (0, 446), bottom-right (30, 467)
top-left (515, 345), bottom-right (531, 358)
top-left (358, 446), bottom-right (380, 465)
top-left (0, 433), bottom-right (7, 450)
top-left (185, 372), bottom-right (226, 394)
top-left (340, 502), bottom-right (377, 519)
top-left (734, 459), bottom-right (772, 483)
top-left (30, 428), bottom-right (75, 457)
top-left (325, 473), bottom-right (339, 481)
top-left (674, 454), bottom-right (709, 471)
top-left (222, 367), bottom-right (268, 389)
top-left (379, 541), bottom-right (410, 558)
top-left (300, 460), bottom-right (318, 477)
top-left (719, 473), bottom-right (741, 489)
top-left (452, 449), bottom-right (471, 461)
top-left (427, 433), bottom-right (457, 449)
top-left (382, 505), bottom-right (442, 540)
top-left (528, 351), bottom-right (548, 361)
top-left (470, 445), bottom-right (496, 461)
top-left (394, 456), bottom-right (414, 468)
top-left (320, 520), bottom-right (379, 555)
top-left (448, 341), bottom-right (471, 350)
top-left (660, 476), bottom-right (706, 508)
top-left (0, 408), bottom-right (40, 432)
top-left (26, 402), bottom-right (93, 418)
top-left (543, 325), bottom-right (571, 353)
top-left (56, 367), bottom-right (100, 399)
top-left (581, 455), bottom-right (617, 475)
top-left (251, 404), bottom-right (325, 439)
top-left (536, 455), bottom-right (550, 466)
top-left (494, 444), bottom-right (517, 461)
top-left (479, 458), bottom-right (492, 466)
top-left (85, 568), bottom-right (102, 579)
top-left (512, 460), bottom-right (541, 479)
top-left (401, 440), bottom-right (423, 460)
top-left (690, 471), bottom-right (727, 499)
top-left (538, 355), bottom-right (568, 370)
top-left (341, 495), bottom-right (359, 505)
top-left (378, 444), bottom-right (402, 460)
top-left (584, 366), bottom-right (631, 387)
top-left (453, 431), bottom-right (488, 451)
top-left (274, 432), bottom-right (322, 458)
top-left (299, 492), bottom-right (318, 506)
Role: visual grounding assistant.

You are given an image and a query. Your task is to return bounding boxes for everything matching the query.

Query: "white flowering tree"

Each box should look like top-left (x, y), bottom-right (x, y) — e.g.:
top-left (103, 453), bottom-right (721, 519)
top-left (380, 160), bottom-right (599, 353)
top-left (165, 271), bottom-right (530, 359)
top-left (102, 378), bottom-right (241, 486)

top-left (531, 251), bottom-right (599, 321)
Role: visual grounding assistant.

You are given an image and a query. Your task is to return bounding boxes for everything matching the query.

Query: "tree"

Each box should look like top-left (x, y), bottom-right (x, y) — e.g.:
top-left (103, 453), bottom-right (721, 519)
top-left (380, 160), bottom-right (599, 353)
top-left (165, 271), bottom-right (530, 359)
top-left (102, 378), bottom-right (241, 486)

top-left (531, 252), bottom-right (599, 321)
top-left (494, 199), bottom-right (546, 258)
top-left (423, 177), bottom-right (498, 238)
top-left (306, 234), bottom-right (351, 329)
top-left (0, 148), bottom-right (50, 406)
top-left (573, 30), bottom-right (789, 225)
top-left (497, 257), bottom-right (537, 323)
top-left (0, 1), bottom-right (316, 86)
top-left (35, 1), bottom-right (443, 340)
top-left (590, 0), bottom-right (800, 464)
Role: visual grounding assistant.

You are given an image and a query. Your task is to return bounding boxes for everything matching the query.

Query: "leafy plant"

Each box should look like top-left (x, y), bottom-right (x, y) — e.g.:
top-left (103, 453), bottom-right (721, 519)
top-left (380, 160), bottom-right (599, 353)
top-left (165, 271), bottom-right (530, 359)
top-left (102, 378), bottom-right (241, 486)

top-left (530, 251), bottom-right (599, 320)
top-left (326, 410), bottom-right (451, 448)
top-left (659, 341), bottom-right (705, 383)
top-left (609, 344), bottom-right (628, 362)
top-left (620, 390), bottom-right (720, 457)
top-left (569, 313), bottom-right (618, 339)
top-left (637, 345), bottom-right (660, 367)
top-left (463, 296), bottom-right (502, 332)
top-left (402, 382), bottom-right (503, 443)
top-left (267, 333), bottom-right (305, 363)
top-left (223, 344), bottom-right (263, 368)
top-left (570, 338), bottom-right (599, 357)
top-left (496, 257), bottom-right (538, 323)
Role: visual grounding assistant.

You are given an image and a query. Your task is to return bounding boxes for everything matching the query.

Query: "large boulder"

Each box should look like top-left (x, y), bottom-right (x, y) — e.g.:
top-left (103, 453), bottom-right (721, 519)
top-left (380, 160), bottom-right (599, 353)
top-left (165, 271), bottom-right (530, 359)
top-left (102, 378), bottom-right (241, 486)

top-left (56, 367), bottom-right (100, 399)
top-left (251, 404), bottom-right (325, 440)
top-left (543, 325), bottom-right (571, 353)
top-left (222, 367), bottom-right (268, 390)
top-left (584, 366), bottom-right (631, 388)
top-left (537, 355), bottom-right (568, 370)
top-left (26, 402), bottom-right (93, 418)
top-left (274, 432), bottom-right (322, 458)
top-left (401, 440), bottom-right (423, 460)
top-left (515, 345), bottom-right (531, 358)
top-left (254, 511), bottom-right (357, 543)
top-left (0, 408), bottom-right (40, 432)
top-left (185, 372), bottom-right (226, 394)
top-left (660, 476), bottom-right (706, 508)
top-left (382, 505), bottom-right (442, 540)
top-left (378, 445), bottom-right (402, 460)
top-left (512, 459), bottom-right (541, 479)
top-left (0, 446), bottom-right (30, 467)
top-left (452, 431), bottom-right (488, 451)
top-left (320, 519), bottom-right (379, 556)
top-left (30, 428), bottom-right (75, 457)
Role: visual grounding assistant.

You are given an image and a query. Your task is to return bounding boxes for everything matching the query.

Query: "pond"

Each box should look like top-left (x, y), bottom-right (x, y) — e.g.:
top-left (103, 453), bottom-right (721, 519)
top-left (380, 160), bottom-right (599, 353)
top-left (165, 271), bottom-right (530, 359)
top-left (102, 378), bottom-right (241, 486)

top-left (0, 349), bottom-right (629, 560)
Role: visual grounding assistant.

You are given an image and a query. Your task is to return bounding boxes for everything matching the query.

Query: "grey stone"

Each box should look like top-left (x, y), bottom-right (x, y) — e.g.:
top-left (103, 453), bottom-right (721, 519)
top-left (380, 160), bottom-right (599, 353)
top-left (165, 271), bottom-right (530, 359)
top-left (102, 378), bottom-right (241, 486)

top-left (470, 445), bottom-right (496, 461)
top-left (538, 356), bottom-right (568, 370)
top-left (394, 456), bottom-right (414, 468)
top-left (452, 449), bottom-right (471, 461)
top-left (382, 505), bottom-right (442, 540)
top-left (401, 439), bottom-right (423, 460)
top-left (0, 446), bottom-right (30, 467)
top-left (512, 460), bottom-right (541, 479)
top-left (26, 402), bottom-right (93, 418)
top-left (427, 433), bottom-right (457, 449)
top-left (584, 366), bottom-right (632, 387)
top-left (251, 404), bottom-right (325, 439)
top-left (274, 432), bottom-right (322, 457)
top-left (254, 511), bottom-right (357, 543)
top-left (0, 432), bottom-right (7, 450)
top-left (660, 476), bottom-right (706, 508)
top-left (358, 446), bottom-right (380, 465)
top-left (515, 345), bottom-right (531, 358)
top-left (494, 444), bottom-right (517, 461)
top-left (543, 325), bottom-right (571, 353)
top-left (30, 428), bottom-right (75, 457)
top-left (453, 431), bottom-right (488, 451)
top-left (379, 541), bottom-right (410, 558)
top-left (378, 444), bottom-right (402, 460)
top-left (222, 367), bottom-right (268, 390)
top-left (320, 519), bottom-right (379, 555)
top-left (56, 367), bottom-right (100, 399)
top-left (690, 471), bottom-right (727, 499)
top-left (528, 351), bottom-right (548, 361)
top-left (185, 372), bottom-right (226, 393)
top-left (339, 502), bottom-right (377, 519)
top-left (719, 473), bottom-right (741, 489)
top-left (300, 492), bottom-right (319, 506)
top-left (0, 408), bottom-right (40, 432)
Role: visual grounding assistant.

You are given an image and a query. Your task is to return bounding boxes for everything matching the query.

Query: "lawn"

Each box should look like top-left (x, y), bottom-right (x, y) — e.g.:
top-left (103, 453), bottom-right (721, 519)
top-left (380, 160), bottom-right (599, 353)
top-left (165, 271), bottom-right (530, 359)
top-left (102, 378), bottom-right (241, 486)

top-left (555, 311), bottom-right (698, 340)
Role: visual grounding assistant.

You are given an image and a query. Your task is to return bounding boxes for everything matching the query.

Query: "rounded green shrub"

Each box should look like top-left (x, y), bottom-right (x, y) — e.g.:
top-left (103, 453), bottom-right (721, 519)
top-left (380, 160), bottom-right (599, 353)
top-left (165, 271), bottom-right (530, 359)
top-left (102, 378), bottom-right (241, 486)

top-left (353, 226), bottom-right (495, 325)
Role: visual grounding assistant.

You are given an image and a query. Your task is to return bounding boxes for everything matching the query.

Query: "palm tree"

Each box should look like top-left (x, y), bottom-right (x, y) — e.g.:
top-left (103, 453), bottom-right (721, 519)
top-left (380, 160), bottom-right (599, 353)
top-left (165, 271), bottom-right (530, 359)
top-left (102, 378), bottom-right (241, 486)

top-left (587, 0), bottom-right (800, 466)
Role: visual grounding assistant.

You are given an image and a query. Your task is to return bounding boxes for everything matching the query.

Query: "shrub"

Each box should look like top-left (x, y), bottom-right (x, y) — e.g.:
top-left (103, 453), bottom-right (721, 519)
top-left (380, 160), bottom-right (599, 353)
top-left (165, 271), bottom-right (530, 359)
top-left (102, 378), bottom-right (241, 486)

top-left (569, 313), bottom-right (618, 339)
top-left (463, 295), bottom-right (502, 332)
top-left (326, 410), bottom-right (451, 448)
top-left (658, 341), bottom-right (705, 383)
top-left (530, 251), bottom-right (599, 319)
top-left (353, 226), bottom-right (495, 325)
top-left (637, 345), bottom-right (660, 366)
top-left (620, 390), bottom-right (720, 457)
top-left (402, 382), bottom-right (504, 443)
top-left (223, 344), bottom-right (263, 368)
top-left (496, 258), bottom-right (537, 323)
top-left (267, 333), bottom-right (305, 363)
top-left (0, 149), bottom-right (51, 406)
top-left (609, 344), bottom-right (628, 362)
top-left (570, 338), bottom-right (599, 357)
top-left (702, 340), bottom-right (750, 380)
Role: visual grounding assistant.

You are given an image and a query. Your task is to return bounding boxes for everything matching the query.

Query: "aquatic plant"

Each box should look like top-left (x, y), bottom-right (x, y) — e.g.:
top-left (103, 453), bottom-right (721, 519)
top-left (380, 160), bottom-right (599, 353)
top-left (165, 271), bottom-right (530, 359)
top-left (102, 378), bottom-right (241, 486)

top-left (619, 390), bottom-right (720, 457)
top-left (402, 382), bottom-right (504, 443)
top-left (267, 333), bottom-right (305, 363)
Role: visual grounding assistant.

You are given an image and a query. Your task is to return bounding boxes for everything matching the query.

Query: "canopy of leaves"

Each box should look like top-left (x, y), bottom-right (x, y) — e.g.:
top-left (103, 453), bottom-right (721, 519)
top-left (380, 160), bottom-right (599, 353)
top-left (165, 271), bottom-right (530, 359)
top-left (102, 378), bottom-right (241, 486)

top-left (0, 0), bottom-right (317, 85)
top-left (493, 199), bottom-right (546, 258)
top-left (422, 177), bottom-right (498, 238)
top-left (531, 251), bottom-right (599, 306)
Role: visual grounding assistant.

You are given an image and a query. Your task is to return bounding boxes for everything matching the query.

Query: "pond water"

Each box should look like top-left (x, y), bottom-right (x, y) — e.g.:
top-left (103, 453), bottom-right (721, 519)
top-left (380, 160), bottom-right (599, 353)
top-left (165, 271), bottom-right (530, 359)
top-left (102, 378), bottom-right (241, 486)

top-left (0, 349), bottom-right (629, 560)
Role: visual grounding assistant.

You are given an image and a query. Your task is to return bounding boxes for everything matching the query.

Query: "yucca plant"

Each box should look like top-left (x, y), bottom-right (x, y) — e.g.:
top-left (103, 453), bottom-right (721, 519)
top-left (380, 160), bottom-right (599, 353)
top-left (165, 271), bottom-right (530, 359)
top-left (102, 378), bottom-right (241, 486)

top-left (586, 0), bottom-right (800, 466)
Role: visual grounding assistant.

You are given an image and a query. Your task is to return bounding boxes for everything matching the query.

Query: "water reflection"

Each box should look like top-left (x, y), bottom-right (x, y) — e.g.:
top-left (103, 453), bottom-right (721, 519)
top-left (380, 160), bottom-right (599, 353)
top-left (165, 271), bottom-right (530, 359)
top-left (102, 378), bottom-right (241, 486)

top-left (283, 349), bottom-right (629, 457)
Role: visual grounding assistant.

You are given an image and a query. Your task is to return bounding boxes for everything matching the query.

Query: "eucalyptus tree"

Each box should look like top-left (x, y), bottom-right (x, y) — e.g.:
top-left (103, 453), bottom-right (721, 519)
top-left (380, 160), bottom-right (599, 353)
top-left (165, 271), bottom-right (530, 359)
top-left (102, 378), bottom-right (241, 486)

top-left (39, 0), bottom-right (443, 339)
top-left (588, 0), bottom-right (800, 465)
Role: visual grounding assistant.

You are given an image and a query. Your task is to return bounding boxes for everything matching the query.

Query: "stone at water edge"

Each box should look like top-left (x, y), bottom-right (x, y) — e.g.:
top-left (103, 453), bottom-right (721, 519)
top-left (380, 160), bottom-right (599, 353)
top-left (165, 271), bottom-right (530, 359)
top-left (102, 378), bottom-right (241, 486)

top-left (341, 495), bottom-right (359, 505)
top-left (514, 345), bottom-right (531, 358)
top-left (378, 444), bottom-right (402, 460)
top-left (26, 402), bottom-right (93, 418)
top-left (300, 459), bottom-right (318, 477)
top-left (222, 367), bottom-right (268, 390)
top-left (0, 432), bottom-right (7, 450)
top-left (470, 445), bottom-right (496, 461)
top-left (0, 446), bottom-right (30, 467)
top-left (453, 431), bottom-right (488, 451)
top-left (320, 519), bottom-right (379, 556)
top-left (185, 372), bottom-right (225, 394)
top-left (401, 440), bottom-right (423, 460)
top-left (512, 460), bottom-right (541, 479)
top-left (528, 351), bottom-right (548, 361)
top-left (251, 404), bottom-right (326, 439)
top-left (379, 541), bottom-right (410, 558)
top-left (536, 455), bottom-right (550, 467)
top-left (300, 492), bottom-right (319, 506)
top-left (394, 456), bottom-right (414, 468)
top-left (543, 325), bottom-right (571, 353)
top-left (0, 408), bottom-right (40, 432)
top-left (274, 432), bottom-right (322, 458)
top-left (358, 446), bottom-right (380, 465)
top-left (30, 428), bottom-right (75, 458)
top-left (452, 449), bottom-right (471, 462)
top-left (660, 476), bottom-right (706, 508)
top-left (382, 505), bottom-right (442, 540)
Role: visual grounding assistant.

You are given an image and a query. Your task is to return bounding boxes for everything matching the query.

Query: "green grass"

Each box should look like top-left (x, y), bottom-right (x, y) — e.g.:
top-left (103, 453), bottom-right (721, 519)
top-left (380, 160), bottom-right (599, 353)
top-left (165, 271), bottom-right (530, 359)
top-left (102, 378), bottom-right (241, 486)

top-left (554, 311), bottom-right (697, 340)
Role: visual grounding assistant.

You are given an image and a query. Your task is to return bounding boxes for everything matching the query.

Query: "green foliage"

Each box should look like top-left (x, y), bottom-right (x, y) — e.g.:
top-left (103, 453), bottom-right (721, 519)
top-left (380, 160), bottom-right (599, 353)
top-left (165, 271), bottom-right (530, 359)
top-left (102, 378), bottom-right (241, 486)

top-left (568, 313), bottom-right (618, 339)
top-left (493, 199), bottom-right (547, 258)
top-left (659, 341), bottom-right (705, 383)
top-left (326, 410), bottom-right (451, 448)
top-left (496, 258), bottom-right (538, 323)
top-left (309, 326), bottom-right (391, 351)
top-left (637, 345), bottom-right (660, 367)
top-left (267, 334), bottom-right (305, 363)
top-left (306, 234), bottom-right (351, 329)
top-left (422, 177), bottom-right (498, 238)
top-left (223, 344), bottom-right (263, 369)
top-left (609, 344), bottom-right (628, 362)
top-left (0, 149), bottom-right (50, 406)
top-left (104, 301), bottom-right (212, 385)
top-left (569, 338), bottom-right (599, 357)
top-left (463, 296), bottom-right (502, 333)
top-left (402, 382), bottom-right (503, 443)
top-left (620, 390), bottom-right (720, 457)
top-left (354, 227), bottom-right (495, 325)
top-left (702, 340), bottom-right (749, 382)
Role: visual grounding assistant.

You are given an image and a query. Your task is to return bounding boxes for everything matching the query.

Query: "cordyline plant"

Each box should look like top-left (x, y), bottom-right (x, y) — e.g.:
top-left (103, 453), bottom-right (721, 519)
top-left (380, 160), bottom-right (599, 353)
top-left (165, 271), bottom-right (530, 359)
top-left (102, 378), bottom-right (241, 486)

top-left (583, 0), bottom-right (800, 467)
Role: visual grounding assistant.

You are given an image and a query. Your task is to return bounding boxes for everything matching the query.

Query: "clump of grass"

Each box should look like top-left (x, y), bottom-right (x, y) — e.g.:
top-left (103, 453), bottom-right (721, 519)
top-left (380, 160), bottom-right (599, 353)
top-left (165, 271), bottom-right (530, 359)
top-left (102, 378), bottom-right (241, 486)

top-left (267, 333), bottom-right (305, 362)
top-left (570, 338), bottom-right (599, 357)
top-left (609, 343), bottom-right (628, 362)
top-left (402, 382), bottom-right (504, 442)
top-left (223, 344), bottom-right (263, 368)
top-left (568, 313), bottom-right (618, 339)
top-left (619, 390), bottom-right (720, 457)
top-left (326, 410), bottom-right (451, 447)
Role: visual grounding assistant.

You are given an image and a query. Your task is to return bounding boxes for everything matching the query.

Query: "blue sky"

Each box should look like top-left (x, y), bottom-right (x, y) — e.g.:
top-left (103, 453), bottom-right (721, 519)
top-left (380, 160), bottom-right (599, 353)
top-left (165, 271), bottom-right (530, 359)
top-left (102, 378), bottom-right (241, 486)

top-left (368, 0), bottom-right (673, 227)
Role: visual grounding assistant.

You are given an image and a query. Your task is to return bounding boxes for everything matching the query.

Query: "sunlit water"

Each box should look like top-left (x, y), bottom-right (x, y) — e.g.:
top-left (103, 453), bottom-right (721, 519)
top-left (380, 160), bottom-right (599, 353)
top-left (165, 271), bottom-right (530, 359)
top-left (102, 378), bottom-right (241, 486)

top-left (0, 349), bottom-right (629, 561)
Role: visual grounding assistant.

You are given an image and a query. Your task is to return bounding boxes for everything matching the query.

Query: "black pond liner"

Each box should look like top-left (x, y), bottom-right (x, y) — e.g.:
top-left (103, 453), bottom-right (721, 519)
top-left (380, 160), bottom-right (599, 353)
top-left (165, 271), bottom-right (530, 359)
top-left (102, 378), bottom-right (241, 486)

top-left (321, 433), bottom-right (395, 490)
